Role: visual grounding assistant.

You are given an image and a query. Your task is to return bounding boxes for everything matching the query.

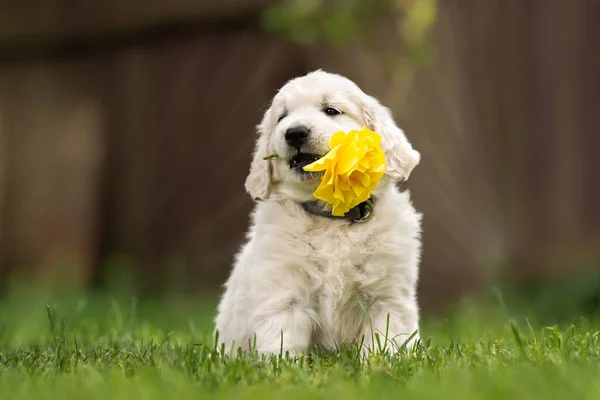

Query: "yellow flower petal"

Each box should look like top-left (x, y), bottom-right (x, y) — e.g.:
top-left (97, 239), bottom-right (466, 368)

top-left (357, 172), bottom-right (371, 187)
top-left (330, 130), bottom-right (349, 148)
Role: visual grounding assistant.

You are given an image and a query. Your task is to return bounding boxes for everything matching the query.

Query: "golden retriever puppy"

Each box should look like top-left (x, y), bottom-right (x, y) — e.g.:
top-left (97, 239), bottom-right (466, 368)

top-left (215, 70), bottom-right (422, 358)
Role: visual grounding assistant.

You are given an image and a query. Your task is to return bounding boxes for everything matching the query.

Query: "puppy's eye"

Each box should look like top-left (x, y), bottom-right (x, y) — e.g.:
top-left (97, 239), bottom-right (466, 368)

top-left (324, 107), bottom-right (341, 116)
top-left (277, 114), bottom-right (287, 123)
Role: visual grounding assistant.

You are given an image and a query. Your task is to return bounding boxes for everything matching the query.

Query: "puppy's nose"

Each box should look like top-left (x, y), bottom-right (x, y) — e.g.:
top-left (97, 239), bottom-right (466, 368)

top-left (285, 126), bottom-right (310, 150)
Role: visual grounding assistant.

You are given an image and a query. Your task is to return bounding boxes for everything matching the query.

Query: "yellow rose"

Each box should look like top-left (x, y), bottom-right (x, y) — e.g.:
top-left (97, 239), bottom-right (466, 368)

top-left (303, 126), bottom-right (386, 216)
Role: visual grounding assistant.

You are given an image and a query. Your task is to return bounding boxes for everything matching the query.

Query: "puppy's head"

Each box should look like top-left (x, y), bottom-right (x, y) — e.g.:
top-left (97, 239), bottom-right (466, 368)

top-left (245, 70), bottom-right (420, 202)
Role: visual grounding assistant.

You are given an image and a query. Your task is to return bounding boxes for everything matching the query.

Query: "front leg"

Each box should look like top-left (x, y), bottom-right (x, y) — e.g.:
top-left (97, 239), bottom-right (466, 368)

top-left (215, 257), bottom-right (316, 357)
top-left (359, 297), bottom-right (420, 357)
top-left (251, 302), bottom-right (314, 357)
top-left (248, 264), bottom-right (316, 358)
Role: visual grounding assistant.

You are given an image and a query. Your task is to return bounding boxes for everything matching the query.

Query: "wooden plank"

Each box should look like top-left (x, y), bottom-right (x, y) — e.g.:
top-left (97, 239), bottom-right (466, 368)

top-left (0, 0), bottom-right (271, 59)
top-left (0, 61), bottom-right (105, 289)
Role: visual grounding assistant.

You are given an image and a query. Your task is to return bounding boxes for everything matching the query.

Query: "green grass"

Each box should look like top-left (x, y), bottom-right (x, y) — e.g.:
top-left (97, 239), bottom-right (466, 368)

top-left (1, 285), bottom-right (600, 399)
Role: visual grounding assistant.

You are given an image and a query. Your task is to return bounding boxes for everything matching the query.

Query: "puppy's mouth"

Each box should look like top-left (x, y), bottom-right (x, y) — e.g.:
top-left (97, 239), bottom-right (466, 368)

top-left (290, 153), bottom-right (320, 169)
top-left (289, 153), bottom-right (323, 180)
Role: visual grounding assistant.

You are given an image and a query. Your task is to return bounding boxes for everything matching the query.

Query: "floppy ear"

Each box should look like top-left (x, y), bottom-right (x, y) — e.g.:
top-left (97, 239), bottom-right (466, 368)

top-left (244, 108), bottom-right (273, 200)
top-left (362, 96), bottom-right (420, 181)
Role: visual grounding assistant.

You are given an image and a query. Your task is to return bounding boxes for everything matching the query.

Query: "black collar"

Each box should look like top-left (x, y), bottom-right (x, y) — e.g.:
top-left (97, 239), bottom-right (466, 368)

top-left (300, 198), bottom-right (374, 223)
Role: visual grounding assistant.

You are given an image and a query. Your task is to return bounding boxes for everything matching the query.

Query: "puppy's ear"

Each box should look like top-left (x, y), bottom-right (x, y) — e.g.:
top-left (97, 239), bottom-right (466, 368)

top-left (362, 96), bottom-right (420, 182)
top-left (245, 108), bottom-right (273, 200)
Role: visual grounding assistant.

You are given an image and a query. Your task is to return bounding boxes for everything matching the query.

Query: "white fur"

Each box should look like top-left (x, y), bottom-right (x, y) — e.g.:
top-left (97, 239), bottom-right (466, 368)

top-left (215, 70), bottom-right (422, 358)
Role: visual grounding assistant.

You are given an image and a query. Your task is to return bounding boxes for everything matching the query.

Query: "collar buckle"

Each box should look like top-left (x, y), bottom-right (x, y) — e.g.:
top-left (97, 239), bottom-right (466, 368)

top-left (353, 199), bottom-right (374, 223)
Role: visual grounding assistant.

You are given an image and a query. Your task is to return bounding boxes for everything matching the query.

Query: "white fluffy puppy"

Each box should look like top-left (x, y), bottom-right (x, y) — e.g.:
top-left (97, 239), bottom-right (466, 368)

top-left (215, 70), bottom-right (422, 357)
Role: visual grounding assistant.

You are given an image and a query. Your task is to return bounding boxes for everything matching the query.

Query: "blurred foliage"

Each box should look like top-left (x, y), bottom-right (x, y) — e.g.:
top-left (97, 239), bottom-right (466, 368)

top-left (261, 0), bottom-right (438, 67)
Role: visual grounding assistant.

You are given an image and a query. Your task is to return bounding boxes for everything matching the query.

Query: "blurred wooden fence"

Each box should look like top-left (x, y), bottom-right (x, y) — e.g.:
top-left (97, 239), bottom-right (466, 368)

top-left (0, 0), bottom-right (598, 312)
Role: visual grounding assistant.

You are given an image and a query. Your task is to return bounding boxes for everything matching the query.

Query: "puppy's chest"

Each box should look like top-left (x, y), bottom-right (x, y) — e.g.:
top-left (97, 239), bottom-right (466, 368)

top-left (294, 227), bottom-right (380, 344)
top-left (297, 227), bottom-right (378, 291)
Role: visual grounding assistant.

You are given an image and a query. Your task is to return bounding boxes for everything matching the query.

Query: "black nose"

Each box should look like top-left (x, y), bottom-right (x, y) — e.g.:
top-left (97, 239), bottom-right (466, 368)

top-left (285, 126), bottom-right (310, 150)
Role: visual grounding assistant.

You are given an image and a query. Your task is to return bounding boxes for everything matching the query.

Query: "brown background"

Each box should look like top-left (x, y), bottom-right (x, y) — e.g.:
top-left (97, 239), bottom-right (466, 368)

top-left (0, 0), bottom-right (598, 313)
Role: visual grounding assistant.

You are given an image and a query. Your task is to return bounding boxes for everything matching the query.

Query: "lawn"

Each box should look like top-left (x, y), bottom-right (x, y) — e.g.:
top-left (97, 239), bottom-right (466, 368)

top-left (1, 284), bottom-right (600, 399)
